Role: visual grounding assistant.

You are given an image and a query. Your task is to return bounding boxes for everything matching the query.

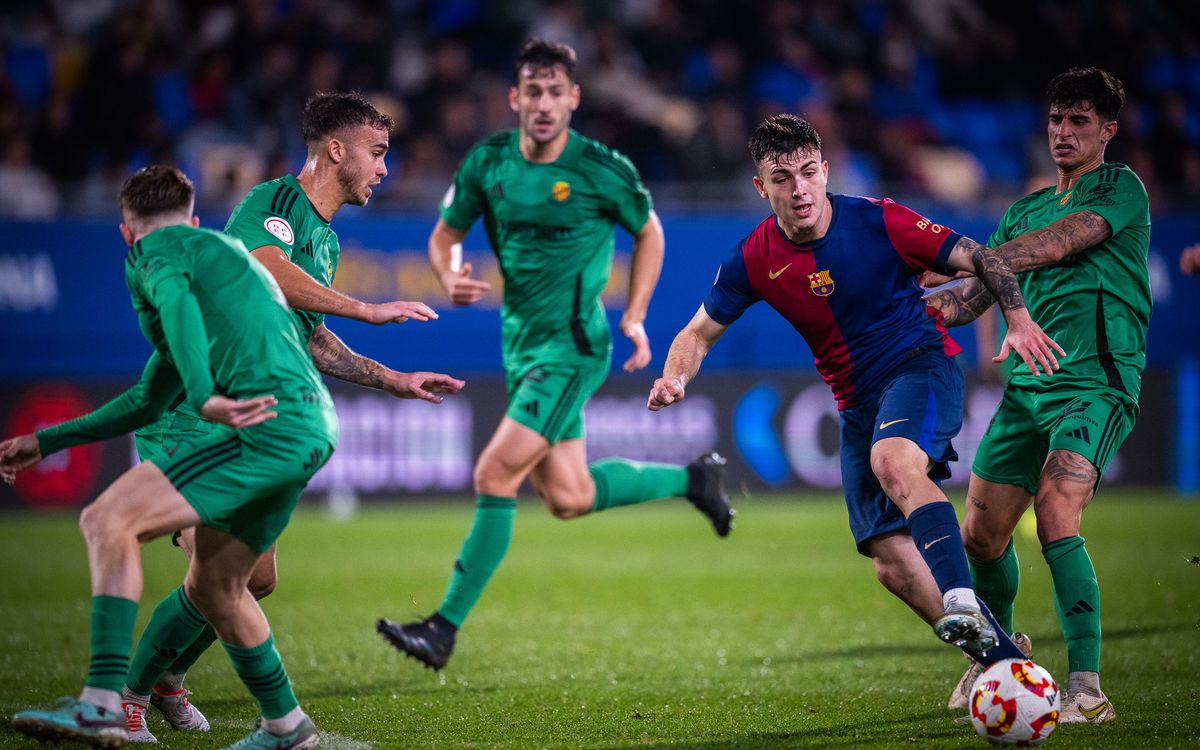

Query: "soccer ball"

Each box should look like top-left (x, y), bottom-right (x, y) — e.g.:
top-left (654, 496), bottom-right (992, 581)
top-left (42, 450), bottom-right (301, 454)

top-left (970, 658), bottom-right (1060, 746)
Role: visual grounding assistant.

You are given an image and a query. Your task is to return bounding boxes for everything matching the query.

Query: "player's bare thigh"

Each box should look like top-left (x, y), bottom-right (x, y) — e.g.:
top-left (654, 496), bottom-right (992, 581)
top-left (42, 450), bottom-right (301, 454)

top-left (528, 438), bottom-right (595, 519)
top-left (80, 460), bottom-right (201, 547)
top-left (473, 416), bottom-right (552, 497)
top-left (176, 527), bottom-right (278, 599)
top-left (1032, 449), bottom-right (1097, 545)
top-left (960, 473), bottom-right (1033, 559)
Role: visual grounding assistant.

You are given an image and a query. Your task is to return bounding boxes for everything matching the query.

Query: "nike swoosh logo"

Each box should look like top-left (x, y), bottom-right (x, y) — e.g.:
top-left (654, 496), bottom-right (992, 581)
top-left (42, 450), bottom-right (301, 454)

top-left (768, 263), bottom-right (792, 280)
top-left (924, 534), bottom-right (952, 550)
top-left (879, 419), bottom-right (909, 429)
top-left (1080, 700), bottom-right (1109, 720)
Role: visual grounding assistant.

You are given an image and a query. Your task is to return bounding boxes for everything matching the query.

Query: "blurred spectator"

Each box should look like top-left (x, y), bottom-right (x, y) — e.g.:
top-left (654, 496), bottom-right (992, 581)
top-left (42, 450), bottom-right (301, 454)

top-left (0, 0), bottom-right (1194, 214)
top-left (0, 133), bottom-right (60, 218)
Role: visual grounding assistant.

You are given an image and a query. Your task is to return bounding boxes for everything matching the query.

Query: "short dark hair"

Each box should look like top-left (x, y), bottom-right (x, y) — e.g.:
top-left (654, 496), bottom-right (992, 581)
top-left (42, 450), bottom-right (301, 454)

top-left (118, 165), bottom-right (194, 219)
top-left (514, 38), bottom-right (577, 82)
top-left (1045, 67), bottom-right (1125, 121)
top-left (301, 91), bottom-right (394, 144)
top-left (748, 114), bottom-right (823, 165)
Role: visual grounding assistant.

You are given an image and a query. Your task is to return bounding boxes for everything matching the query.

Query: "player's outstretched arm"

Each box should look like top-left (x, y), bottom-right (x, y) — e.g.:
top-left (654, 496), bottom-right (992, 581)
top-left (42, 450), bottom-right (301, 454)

top-left (621, 210), bottom-right (666, 372)
top-left (308, 324), bottom-right (465, 403)
top-left (648, 305), bottom-right (728, 411)
top-left (429, 218), bottom-right (490, 306)
top-left (992, 211), bottom-right (1113, 272)
top-left (945, 236), bottom-right (1066, 377)
top-left (251, 245), bottom-right (438, 324)
top-left (922, 277), bottom-right (996, 327)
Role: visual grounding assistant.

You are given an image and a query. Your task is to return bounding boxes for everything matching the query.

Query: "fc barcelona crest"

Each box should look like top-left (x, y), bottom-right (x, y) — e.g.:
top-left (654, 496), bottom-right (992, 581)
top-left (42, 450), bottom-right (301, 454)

top-left (808, 269), bottom-right (835, 296)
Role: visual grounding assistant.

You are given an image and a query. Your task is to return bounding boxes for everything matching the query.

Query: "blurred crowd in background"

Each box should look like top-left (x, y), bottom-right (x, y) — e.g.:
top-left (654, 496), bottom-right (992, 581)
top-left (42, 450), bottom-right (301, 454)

top-left (1, 0), bottom-right (1198, 219)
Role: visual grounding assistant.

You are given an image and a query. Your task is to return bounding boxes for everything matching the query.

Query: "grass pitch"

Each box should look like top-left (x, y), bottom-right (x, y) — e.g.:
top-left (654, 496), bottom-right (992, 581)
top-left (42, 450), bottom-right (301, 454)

top-left (1, 491), bottom-right (1197, 749)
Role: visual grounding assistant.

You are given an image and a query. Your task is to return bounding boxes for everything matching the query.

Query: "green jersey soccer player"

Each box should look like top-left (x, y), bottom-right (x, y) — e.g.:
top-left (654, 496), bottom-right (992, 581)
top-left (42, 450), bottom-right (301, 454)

top-left (377, 38), bottom-right (735, 671)
top-left (5, 165), bottom-right (335, 748)
top-left (121, 93), bottom-right (461, 743)
top-left (925, 67), bottom-right (1150, 724)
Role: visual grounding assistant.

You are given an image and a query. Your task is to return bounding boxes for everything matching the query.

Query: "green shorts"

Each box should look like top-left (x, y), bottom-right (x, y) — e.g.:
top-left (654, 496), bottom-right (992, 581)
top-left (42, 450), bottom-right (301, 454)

top-left (145, 405), bottom-right (337, 553)
top-left (973, 384), bottom-right (1138, 494)
top-left (505, 361), bottom-right (608, 444)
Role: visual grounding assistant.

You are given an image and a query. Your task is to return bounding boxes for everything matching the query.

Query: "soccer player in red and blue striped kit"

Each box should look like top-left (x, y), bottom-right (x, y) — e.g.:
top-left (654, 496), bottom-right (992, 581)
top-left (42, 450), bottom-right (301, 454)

top-left (648, 114), bottom-right (1064, 673)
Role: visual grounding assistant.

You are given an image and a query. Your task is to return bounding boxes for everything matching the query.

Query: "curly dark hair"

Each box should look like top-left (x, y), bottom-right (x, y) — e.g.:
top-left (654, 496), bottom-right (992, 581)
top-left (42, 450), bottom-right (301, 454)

top-left (302, 91), bottom-right (394, 144)
top-left (1045, 67), bottom-right (1125, 121)
top-left (513, 38), bottom-right (577, 82)
top-left (118, 165), bottom-right (194, 218)
top-left (748, 114), bottom-right (823, 165)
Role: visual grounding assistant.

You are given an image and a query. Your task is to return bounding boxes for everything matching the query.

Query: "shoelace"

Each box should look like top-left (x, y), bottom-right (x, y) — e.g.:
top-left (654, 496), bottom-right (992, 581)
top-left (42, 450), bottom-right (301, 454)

top-left (123, 704), bottom-right (147, 731)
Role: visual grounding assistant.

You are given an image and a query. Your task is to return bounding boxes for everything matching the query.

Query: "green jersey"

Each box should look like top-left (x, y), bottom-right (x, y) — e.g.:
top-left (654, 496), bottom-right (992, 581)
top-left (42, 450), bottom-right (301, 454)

top-left (989, 162), bottom-right (1151, 400)
top-left (441, 129), bottom-right (652, 373)
top-left (224, 173), bottom-right (340, 343)
top-left (39, 225), bottom-right (334, 455)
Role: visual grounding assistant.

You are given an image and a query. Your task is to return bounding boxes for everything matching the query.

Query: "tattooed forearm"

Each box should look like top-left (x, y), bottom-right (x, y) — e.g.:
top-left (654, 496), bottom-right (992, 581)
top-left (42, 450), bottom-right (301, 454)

top-left (924, 278), bottom-right (996, 327)
top-left (966, 238), bottom-right (1026, 312)
top-left (307, 325), bottom-right (388, 389)
top-left (997, 211), bottom-right (1112, 272)
top-left (1043, 449), bottom-right (1099, 486)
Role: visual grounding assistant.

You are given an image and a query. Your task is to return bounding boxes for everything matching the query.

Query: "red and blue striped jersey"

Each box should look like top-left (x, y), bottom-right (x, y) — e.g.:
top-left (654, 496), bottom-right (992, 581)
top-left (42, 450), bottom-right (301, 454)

top-left (703, 194), bottom-right (963, 409)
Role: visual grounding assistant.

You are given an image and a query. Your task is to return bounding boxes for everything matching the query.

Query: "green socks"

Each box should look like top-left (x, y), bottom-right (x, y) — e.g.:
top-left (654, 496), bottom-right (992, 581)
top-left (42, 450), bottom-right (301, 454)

top-left (1043, 535), bottom-right (1101, 673)
top-left (222, 633), bottom-right (298, 719)
top-left (86, 595), bottom-right (139, 692)
top-left (126, 587), bottom-right (211, 694)
top-left (969, 539), bottom-right (1020, 634)
top-left (589, 458), bottom-right (689, 512)
top-left (437, 495), bottom-right (517, 628)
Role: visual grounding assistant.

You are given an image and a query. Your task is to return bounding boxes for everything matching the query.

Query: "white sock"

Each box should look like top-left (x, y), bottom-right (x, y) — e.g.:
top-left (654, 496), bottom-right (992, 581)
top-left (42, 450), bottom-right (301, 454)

top-left (120, 685), bottom-right (150, 707)
top-left (261, 706), bottom-right (306, 735)
top-left (79, 687), bottom-right (122, 715)
top-left (942, 587), bottom-right (980, 612)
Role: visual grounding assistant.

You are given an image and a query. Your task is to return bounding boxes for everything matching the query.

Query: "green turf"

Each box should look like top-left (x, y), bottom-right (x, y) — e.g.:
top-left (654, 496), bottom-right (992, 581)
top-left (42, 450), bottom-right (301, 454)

top-left (1, 491), bottom-right (1197, 749)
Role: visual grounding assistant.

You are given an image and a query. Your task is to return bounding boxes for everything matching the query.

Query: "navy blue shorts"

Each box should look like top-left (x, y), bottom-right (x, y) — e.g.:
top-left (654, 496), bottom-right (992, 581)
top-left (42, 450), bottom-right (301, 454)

top-left (839, 353), bottom-right (963, 557)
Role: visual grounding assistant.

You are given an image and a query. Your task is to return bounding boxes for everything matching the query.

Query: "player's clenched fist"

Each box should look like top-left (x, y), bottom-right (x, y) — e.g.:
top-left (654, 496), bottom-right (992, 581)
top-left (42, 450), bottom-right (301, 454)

top-left (647, 377), bottom-right (685, 411)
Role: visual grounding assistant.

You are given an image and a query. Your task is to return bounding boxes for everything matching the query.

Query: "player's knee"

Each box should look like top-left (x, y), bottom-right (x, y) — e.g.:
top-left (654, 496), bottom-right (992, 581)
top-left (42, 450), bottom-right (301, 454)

top-left (960, 520), bottom-right (1006, 560)
top-left (473, 459), bottom-right (517, 496)
top-left (78, 497), bottom-right (120, 545)
top-left (870, 452), bottom-right (918, 502)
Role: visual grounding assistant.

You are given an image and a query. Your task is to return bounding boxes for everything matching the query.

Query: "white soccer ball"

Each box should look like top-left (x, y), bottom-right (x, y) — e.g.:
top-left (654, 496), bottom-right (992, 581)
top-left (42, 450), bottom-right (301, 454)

top-left (970, 658), bottom-right (1061, 746)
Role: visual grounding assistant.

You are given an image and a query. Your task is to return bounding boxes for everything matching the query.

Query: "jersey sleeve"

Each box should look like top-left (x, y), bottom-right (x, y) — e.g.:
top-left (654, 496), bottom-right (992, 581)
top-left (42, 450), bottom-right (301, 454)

top-left (702, 240), bottom-right (759, 325)
top-left (439, 144), bottom-right (487, 231)
top-left (880, 199), bottom-right (962, 274)
top-left (36, 352), bottom-right (183, 456)
top-left (224, 182), bottom-right (301, 259)
top-left (1066, 165), bottom-right (1149, 237)
top-left (598, 149), bottom-right (653, 235)
top-left (135, 247), bottom-right (215, 410)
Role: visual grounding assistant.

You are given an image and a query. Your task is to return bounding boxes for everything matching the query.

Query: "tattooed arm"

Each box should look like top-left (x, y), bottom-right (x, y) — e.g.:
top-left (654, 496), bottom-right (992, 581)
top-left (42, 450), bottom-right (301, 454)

top-left (308, 325), bottom-right (465, 403)
top-left (943, 236), bottom-right (1065, 375)
top-left (923, 277), bottom-right (995, 327)
top-left (993, 211), bottom-right (1113, 272)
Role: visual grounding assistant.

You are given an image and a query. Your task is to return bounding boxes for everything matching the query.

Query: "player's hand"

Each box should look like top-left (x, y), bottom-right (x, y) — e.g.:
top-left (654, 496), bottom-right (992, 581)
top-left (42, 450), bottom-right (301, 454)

top-left (1180, 244), bottom-right (1200, 276)
top-left (382, 371), bottom-right (466, 403)
top-left (364, 300), bottom-right (438, 325)
top-left (620, 318), bottom-right (652, 372)
top-left (995, 311), bottom-right (1066, 377)
top-left (647, 377), bottom-right (685, 411)
top-left (919, 269), bottom-right (969, 288)
top-left (441, 263), bottom-right (491, 306)
top-left (200, 394), bottom-right (278, 428)
top-left (0, 434), bottom-right (43, 483)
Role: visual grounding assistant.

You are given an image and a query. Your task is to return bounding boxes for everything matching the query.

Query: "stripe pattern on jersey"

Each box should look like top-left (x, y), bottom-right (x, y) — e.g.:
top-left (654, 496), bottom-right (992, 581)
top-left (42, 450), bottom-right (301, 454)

top-left (545, 372), bottom-right (583, 440)
top-left (270, 183), bottom-right (301, 217)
